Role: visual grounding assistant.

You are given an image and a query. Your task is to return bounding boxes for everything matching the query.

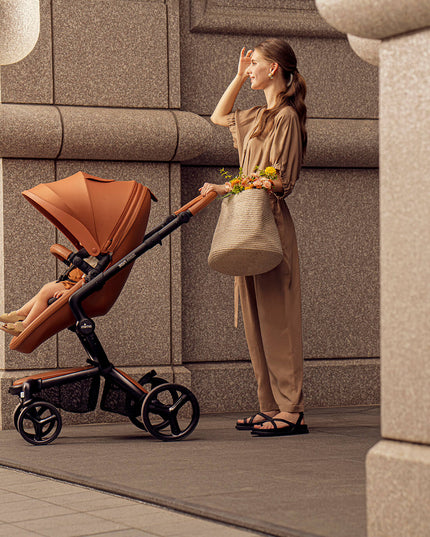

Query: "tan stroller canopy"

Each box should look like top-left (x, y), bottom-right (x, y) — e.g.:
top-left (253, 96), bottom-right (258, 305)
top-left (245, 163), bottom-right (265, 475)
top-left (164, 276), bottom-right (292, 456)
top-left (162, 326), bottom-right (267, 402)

top-left (22, 171), bottom-right (155, 256)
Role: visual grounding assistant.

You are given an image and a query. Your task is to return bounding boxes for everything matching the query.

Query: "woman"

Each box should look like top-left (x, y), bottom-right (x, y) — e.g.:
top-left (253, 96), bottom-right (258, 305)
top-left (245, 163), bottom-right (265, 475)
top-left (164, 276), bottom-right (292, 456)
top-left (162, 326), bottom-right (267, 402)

top-left (200, 38), bottom-right (308, 437)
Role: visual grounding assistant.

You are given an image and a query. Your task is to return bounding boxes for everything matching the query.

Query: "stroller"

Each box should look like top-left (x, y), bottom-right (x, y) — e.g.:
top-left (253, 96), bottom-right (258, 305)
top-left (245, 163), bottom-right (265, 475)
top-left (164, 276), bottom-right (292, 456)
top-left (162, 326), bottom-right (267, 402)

top-left (8, 172), bottom-right (216, 445)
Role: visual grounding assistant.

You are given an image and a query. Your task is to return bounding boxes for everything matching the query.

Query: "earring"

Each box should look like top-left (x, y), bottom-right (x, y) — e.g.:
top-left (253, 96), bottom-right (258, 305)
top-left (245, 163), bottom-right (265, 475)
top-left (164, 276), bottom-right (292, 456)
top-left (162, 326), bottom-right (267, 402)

top-left (268, 72), bottom-right (273, 79)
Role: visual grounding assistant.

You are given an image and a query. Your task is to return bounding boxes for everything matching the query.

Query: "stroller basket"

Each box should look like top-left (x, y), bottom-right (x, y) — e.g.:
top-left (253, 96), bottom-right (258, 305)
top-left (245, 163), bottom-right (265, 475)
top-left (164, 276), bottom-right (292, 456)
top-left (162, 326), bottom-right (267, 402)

top-left (100, 378), bottom-right (139, 417)
top-left (38, 376), bottom-right (100, 414)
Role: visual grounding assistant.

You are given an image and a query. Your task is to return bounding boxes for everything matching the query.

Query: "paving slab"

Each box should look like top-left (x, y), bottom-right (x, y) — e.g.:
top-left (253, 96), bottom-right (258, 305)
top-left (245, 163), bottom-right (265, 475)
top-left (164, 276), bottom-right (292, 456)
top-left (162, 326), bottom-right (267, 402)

top-left (0, 406), bottom-right (380, 537)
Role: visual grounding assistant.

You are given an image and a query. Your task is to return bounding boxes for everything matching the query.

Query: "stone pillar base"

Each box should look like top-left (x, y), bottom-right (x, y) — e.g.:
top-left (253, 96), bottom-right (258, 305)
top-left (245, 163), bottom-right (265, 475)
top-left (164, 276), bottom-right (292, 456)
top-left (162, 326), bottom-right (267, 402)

top-left (367, 440), bottom-right (430, 537)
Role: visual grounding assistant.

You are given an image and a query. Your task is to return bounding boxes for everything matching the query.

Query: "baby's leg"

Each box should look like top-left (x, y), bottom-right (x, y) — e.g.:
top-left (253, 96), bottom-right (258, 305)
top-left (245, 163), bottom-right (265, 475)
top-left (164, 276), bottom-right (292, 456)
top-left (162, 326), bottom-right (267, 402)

top-left (21, 281), bottom-right (66, 327)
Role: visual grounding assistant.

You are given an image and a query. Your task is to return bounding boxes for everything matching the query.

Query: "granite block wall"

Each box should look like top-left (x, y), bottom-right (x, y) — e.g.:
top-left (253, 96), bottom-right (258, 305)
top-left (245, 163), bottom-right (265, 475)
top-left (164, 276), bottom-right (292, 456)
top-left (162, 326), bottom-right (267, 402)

top-left (1, 0), bottom-right (380, 429)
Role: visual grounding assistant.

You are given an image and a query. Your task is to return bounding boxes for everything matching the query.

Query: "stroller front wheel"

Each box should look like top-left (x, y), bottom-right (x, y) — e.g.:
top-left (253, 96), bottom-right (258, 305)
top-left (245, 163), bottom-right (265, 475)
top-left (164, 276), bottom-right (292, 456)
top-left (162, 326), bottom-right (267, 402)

top-left (13, 403), bottom-right (23, 431)
top-left (141, 383), bottom-right (200, 441)
top-left (17, 401), bottom-right (62, 445)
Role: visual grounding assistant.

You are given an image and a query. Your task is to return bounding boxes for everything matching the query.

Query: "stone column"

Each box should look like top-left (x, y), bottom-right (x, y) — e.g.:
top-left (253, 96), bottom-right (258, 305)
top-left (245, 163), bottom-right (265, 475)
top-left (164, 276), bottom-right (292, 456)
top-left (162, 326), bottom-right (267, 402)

top-left (315, 1), bottom-right (430, 536)
top-left (0, 0), bottom-right (40, 66)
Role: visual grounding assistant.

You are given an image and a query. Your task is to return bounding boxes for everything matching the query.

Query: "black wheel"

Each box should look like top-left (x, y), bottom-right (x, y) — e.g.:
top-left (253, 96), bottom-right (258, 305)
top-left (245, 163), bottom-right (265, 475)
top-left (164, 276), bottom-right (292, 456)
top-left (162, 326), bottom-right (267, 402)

top-left (141, 383), bottom-right (200, 441)
top-left (13, 403), bottom-right (23, 430)
top-left (127, 374), bottom-right (168, 431)
top-left (17, 401), bottom-right (62, 445)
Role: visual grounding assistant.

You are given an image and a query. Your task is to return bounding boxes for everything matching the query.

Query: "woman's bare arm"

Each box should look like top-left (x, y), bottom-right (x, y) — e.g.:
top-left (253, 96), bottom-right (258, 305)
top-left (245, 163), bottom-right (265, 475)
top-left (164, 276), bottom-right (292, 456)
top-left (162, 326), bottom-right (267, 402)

top-left (210, 47), bottom-right (252, 126)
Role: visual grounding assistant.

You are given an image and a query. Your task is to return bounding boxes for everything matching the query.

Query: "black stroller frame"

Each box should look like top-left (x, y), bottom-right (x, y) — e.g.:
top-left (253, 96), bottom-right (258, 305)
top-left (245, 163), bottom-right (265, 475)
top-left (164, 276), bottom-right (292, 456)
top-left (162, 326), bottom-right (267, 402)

top-left (9, 197), bottom-right (214, 445)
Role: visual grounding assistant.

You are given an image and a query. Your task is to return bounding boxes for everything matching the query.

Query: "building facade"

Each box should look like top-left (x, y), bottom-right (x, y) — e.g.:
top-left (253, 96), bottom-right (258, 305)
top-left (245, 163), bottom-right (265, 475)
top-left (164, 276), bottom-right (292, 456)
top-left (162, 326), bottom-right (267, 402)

top-left (1, 0), bottom-right (380, 428)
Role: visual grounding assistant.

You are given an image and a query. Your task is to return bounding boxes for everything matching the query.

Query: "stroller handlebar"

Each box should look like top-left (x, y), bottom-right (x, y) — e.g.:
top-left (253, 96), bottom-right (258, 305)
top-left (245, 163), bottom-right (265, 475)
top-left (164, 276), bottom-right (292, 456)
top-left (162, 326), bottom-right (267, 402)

top-left (174, 192), bottom-right (217, 216)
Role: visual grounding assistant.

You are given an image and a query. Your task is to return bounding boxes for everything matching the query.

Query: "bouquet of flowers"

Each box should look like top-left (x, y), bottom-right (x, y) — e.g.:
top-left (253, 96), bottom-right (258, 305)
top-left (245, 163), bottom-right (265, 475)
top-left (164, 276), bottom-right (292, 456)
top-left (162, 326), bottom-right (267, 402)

top-left (220, 166), bottom-right (278, 196)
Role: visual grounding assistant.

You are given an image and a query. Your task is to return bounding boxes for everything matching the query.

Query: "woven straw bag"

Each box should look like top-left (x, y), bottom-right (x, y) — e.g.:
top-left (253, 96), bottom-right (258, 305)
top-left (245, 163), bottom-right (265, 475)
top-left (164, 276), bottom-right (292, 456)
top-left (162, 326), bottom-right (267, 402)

top-left (208, 189), bottom-right (283, 276)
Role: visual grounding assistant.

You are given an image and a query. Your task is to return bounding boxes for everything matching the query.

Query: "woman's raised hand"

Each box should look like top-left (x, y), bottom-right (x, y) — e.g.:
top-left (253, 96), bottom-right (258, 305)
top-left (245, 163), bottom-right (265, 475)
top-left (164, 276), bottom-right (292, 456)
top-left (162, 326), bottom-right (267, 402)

top-left (238, 47), bottom-right (253, 78)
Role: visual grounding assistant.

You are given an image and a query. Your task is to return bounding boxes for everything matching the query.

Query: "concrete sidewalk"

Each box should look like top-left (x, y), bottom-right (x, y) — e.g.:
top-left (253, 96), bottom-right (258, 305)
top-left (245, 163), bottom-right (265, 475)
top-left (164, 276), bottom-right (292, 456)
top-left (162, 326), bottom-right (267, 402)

top-left (0, 406), bottom-right (380, 537)
top-left (0, 466), bottom-right (264, 537)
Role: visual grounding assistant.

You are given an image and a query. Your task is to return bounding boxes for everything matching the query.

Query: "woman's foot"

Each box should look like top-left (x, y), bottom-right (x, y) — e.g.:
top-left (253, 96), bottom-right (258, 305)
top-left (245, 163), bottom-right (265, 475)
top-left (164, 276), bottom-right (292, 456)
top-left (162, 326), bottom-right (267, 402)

top-left (251, 411), bottom-right (309, 437)
top-left (252, 411), bottom-right (305, 430)
top-left (236, 410), bottom-right (278, 430)
top-left (0, 311), bottom-right (26, 323)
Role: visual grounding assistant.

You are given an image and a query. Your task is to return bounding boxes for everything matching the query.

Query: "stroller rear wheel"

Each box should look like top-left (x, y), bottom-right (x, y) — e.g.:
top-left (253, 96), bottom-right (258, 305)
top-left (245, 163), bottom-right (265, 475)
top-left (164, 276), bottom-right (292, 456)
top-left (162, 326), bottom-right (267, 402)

top-left (141, 383), bottom-right (200, 441)
top-left (17, 401), bottom-right (62, 445)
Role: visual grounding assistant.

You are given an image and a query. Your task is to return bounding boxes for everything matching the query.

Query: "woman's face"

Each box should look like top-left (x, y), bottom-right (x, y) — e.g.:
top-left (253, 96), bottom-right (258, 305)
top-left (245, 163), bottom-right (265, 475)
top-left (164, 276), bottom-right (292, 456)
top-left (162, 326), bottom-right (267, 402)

top-left (247, 49), bottom-right (273, 90)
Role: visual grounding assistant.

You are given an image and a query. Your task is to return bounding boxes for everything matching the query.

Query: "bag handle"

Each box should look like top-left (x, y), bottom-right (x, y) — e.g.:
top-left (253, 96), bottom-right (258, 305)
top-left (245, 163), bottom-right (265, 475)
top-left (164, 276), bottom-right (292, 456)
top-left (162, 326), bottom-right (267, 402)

top-left (175, 192), bottom-right (217, 216)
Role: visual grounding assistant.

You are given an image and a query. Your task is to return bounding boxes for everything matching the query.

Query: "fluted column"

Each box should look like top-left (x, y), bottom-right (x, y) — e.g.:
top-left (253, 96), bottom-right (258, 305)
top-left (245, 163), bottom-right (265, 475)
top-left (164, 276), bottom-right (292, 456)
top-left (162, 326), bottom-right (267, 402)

top-left (316, 1), bottom-right (430, 536)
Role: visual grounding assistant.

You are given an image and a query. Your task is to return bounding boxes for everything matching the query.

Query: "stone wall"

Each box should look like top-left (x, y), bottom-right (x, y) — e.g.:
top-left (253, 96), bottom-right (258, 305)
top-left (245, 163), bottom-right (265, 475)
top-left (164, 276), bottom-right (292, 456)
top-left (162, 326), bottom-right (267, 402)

top-left (0, 0), bottom-right (380, 428)
top-left (316, 1), bottom-right (430, 535)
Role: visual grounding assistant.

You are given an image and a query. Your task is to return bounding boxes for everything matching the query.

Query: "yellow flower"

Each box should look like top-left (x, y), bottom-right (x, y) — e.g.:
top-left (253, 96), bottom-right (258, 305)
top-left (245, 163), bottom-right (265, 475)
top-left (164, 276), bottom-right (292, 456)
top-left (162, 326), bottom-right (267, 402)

top-left (264, 166), bottom-right (277, 176)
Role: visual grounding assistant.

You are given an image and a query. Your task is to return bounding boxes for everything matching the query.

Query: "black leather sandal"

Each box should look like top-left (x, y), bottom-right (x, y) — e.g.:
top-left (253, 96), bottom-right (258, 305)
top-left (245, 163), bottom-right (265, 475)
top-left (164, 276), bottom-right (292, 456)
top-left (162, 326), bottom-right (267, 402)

top-left (251, 412), bottom-right (309, 437)
top-left (235, 412), bottom-right (275, 431)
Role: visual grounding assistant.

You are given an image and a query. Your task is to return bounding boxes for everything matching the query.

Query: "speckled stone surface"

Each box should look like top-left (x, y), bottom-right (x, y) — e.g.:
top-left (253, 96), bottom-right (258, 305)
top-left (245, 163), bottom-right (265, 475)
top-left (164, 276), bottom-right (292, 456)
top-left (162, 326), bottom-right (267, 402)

top-left (186, 359), bottom-right (380, 413)
top-left (379, 29), bottom-right (430, 446)
top-left (190, 0), bottom-right (343, 38)
top-left (186, 362), bottom-right (258, 413)
top-left (291, 168), bottom-right (380, 359)
top-left (181, 166), bottom-right (379, 362)
top-left (58, 107), bottom-right (177, 162)
top-left (0, 0), bottom-right (40, 66)
top-left (0, 0), bottom-right (52, 103)
top-left (180, 10), bottom-right (378, 119)
top-left (171, 110), bottom-right (213, 161)
top-left (167, 0), bottom-right (181, 109)
top-left (185, 116), bottom-right (379, 168)
top-left (304, 358), bottom-right (380, 407)
top-left (51, 0), bottom-right (169, 108)
top-left (1, 106), bottom-right (224, 163)
top-left (0, 104), bottom-right (62, 158)
top-left (315, 2), bottom-right (430, 535)
top-left (367, 440), bottom-right (430, 537)
top-left (347, 34), bottom-right (381, 66)
top-left (316, 0), bottom-right (430, 40)
top-left (1, 159), bottom-right (57, 371)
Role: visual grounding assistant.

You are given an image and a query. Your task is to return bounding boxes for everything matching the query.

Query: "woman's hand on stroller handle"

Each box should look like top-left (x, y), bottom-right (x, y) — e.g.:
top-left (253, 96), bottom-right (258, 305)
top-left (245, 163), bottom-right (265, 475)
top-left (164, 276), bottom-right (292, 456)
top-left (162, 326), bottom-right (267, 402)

top-left (199, 183), bottom-right (228, 197)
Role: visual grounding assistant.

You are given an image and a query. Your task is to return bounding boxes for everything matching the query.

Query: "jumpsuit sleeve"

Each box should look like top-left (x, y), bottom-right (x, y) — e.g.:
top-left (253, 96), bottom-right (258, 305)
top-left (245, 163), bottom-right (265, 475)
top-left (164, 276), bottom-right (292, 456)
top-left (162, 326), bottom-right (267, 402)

top-left (226, 112), bottom-right (238, 149)
top-left (269, 109), bottom-right (303, 199)
top-left (226, 107), bottom-right (262, 151)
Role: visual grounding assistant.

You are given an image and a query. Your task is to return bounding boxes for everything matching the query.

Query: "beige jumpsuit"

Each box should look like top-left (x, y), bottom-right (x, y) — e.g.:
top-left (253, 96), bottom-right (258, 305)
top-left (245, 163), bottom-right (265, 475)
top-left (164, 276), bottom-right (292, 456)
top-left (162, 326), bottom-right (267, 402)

top-left (227, 105), bottom-right (304, 413)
